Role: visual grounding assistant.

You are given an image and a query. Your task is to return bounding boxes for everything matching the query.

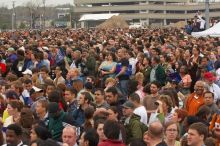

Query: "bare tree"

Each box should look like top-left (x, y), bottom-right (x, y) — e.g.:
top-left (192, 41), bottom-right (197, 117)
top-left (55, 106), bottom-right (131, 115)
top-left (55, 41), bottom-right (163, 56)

top-left (26, 0), bottom-right (41, 29)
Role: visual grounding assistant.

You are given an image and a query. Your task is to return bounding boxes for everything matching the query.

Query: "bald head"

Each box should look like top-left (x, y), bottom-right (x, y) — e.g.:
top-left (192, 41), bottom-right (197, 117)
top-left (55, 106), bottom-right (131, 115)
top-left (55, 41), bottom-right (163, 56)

top-left (194, 80), bottom-right (205, 96)
top-left (148, 121), bottom-right (164, 139)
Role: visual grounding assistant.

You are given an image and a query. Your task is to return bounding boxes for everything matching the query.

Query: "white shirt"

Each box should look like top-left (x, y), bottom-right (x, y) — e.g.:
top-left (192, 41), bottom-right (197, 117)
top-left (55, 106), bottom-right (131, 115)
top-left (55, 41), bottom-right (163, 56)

top-left (133, 106), bottom-right (148, 125)
top-left (129, 57), bottom-right (137, 75)
top-left (2, 141), bottom-right (28, 146)
top-left (209, 83), bottom-right (220, 102)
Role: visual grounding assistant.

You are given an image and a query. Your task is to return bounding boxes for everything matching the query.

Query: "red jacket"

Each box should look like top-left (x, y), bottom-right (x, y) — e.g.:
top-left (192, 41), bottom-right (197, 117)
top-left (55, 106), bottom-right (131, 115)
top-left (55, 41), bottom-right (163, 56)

top-left (0, 63), bottom-right (6, 74)
top-left (98, 139), bottom-right (126, 146)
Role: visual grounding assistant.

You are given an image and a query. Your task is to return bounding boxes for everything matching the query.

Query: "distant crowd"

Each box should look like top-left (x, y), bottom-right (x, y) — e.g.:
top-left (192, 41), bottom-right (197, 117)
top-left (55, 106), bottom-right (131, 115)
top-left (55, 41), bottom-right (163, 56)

top-left (0, 27), bottom-right (219, 146)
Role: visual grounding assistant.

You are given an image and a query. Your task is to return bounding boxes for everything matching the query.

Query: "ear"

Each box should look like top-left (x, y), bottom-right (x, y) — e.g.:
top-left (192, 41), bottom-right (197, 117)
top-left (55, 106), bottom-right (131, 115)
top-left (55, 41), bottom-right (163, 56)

top-left (200, 134), bottom-right (204, 141)
top-left (85, 140), bottom-right (89, 146)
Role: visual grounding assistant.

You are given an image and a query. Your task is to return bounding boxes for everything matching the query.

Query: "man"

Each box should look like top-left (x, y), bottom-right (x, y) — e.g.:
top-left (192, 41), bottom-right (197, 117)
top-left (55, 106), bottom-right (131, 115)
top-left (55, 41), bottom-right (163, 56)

top-left (204, 91), bottom-right (219, 115)
top-left (115, 48), bottom-right (130, 96)
top-left (187, 122), bottom-right (208, 146)
top-left (35, 99), bottom-right (49, 127)
top-left (48, 102), bottom-right (76, 141)
top-left (79, 129), bottom-right (99, 146)
top-left (64, 87), bottom-right (78, 116)
top-left (3, 124), bottom-right (28, 146)
top-left (129, 93), bottom-right (148, 125)
top-left (185, 80), bottom-right (205, 116)
top-left (122, 101), bottom-right (144, 144)
top-left (30, 86), bottom-right (46, 112)
top-left (203, 72), bottom-right (220, 102)
top-left (62, 126), bottom-right (78, 146)
top-left (94, 88), bottom-right (109, 109)
top-left (143, 121), bottom-right (167, 146)
top-left (39, 66), bottom-right (52, 85)
top-left (150, 56), bottom-right (166, 86)
top-left (72, 92), bottom-right (92, 127)
top-left (105, 87), bottom-right (123, 118)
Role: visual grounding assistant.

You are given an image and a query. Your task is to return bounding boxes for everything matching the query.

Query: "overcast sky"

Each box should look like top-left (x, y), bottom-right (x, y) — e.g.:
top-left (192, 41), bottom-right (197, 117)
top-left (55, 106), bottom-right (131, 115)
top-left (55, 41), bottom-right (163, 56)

top-left (0, 0), bottom-right (73, 8)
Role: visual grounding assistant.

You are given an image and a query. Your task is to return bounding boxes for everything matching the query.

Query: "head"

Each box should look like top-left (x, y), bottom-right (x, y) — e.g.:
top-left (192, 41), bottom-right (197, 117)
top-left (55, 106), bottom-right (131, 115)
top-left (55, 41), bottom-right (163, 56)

top-left (122, 101), bottom-right (135, 118)
top-left (158, 94), bottom-right (173, 113)
top-left (194, 81), bottom-right (205, 96)
top-left (62, 126), bottom-right (77, 146)
top-left (204, 91), bottom-right (214, 106)
top-left (64, 87), bottom-right (77, 103)
top-left (79, 129), bottom-right (99, 146)
top-left (164, 122), bottom-right (179, 142)
top-left (6, 124), bottom-right (23, 145)
top-left (203, 72), bottom-right (216, 85)
top-left (151, 56), bottom-right (160, 67)
top-left (31, 125), bottom-right (51, 142)
top-left (103, 120), bottom-right (121, 140)
top-left (40, 67), bottom-right (49, 80)
top-left (187, 122), bottom-right (208, 146)
top-left (7, 100), bottom-right (23, 116)
top-left (150, 81), bottom-right (160, 95)
top-left (105, 87), bottom-right (118, 105)
top-left (78, 92), bottom-right (92, 106)
top-left (94, 119), bottom-right (106, 142)
top-left (23, 79), bottom-right (33, 92)
top-left (35, 100), bottom-right (48, 117)
top-left (172, 109), bottom-right (188, 123)
top-left (129, 93), bottom-right (141, 108)
top-left (143, 121), bottom-right (164, 145)
top-left (107, 106), bottom-right (119, 121)
top-left (94, 88), bottom-right (105, 104)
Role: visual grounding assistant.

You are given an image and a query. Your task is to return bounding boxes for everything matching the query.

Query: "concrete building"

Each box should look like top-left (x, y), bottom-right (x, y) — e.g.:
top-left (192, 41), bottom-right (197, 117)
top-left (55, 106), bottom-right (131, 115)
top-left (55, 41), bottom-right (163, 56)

top-left (73, 0), bottom-right (220, 27)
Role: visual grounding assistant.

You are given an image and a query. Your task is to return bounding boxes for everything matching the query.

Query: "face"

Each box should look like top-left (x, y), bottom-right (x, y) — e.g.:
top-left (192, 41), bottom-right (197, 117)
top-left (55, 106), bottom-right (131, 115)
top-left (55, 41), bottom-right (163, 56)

top-left (30, 128), bottom-right (38, 142)
top-left (7, 104), bottom-right (16, 116)
top-left (6, 129), bottom-right (20, 145)
top-left (187, 129), bottom-right (203, 146)
top-left (192, 47), bottom-right (199, 55)
top-left (35, 102), bottom-right (46, 116)
top-left (143, 57), bottom-right (149, 65)
top-left (204, 93), bottom-right (214, 106)
top-left (172, 112), bottom-right (179, 122)
top-left (184, 50), bottom-right (191, 58)
top-left (201, 58), bottom-right (208, 67)
top-left (55, 67), bottom-right (61, 75)
top-left (150, 84), bottom-right (158, 94)
top-left (97, 123), bottom-right (106, 141)
top-left (40, 71), bottom-right (47, 79)
top-left (159, 55), bottom-right (165, 62)
top-left (62, 129), bottom-right (77, 146)
top-left (78, 94), bottom-right (86, 106)
top-left (107, 54), bottom-right (113, 61)
top-left (122, 107), bottom-right (133, 117)
top-left (24, 83), bottom-right (32, 92)
top-left (107, 109), bottom-right (118, 121)
top-left (194, 82), bottom-right (204, 95)
top-left (64, 90), bottom-right (75, 103)
top-left (105, 92), bottom-right (117, 104)
top-left (79, 133), bottom-right (88, 146)
top-left (165, 124), bottom-right (178, 141)
top-left (95, 90), bottom-right (104, 104)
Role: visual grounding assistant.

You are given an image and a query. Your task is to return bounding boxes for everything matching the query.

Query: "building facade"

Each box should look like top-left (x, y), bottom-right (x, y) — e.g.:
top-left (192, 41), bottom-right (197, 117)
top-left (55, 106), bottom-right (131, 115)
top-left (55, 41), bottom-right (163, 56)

top-left (73, 0), bottom-right (220, 26)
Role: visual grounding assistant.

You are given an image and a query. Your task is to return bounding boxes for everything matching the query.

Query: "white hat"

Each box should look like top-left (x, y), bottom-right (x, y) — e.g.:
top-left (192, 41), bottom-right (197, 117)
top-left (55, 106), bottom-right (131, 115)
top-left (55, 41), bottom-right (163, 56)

top-left (22, 69), bottom-right (32, 75)
top-left (32, 86), bottom-right (43, 92)
top-left (42, 46), bottom-right (49, 51)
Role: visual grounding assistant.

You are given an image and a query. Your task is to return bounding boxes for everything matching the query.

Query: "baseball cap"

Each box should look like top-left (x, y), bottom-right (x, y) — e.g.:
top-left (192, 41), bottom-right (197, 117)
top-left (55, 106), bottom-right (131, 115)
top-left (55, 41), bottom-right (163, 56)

top-left (22, 69), bottom-right (32, 76)
top-left (122, 101), bottom-right (135, 109)
top-left (7, 47), bottom-right (15, 52)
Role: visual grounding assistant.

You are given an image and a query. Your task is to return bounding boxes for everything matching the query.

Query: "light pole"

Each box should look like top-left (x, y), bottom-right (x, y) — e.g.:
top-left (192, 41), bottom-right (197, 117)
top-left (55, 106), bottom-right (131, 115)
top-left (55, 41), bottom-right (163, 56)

top-left (43, 0), bottom-right (46, 29)
top-left (12, 1), bottom-right (16, 30)
top-left (205, 0), bottom-right (210, 29)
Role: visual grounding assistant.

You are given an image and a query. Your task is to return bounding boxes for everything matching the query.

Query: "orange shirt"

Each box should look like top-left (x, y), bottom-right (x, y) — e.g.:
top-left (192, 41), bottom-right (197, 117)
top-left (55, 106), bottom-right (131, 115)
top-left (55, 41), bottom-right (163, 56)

top-left (185, 92), bottom-right (204, 116)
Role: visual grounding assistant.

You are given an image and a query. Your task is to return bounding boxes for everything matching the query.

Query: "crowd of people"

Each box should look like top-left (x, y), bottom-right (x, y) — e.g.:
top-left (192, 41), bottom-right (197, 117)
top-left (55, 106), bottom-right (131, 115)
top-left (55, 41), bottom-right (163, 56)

top-left (0, 27), bottom-right (219, 146)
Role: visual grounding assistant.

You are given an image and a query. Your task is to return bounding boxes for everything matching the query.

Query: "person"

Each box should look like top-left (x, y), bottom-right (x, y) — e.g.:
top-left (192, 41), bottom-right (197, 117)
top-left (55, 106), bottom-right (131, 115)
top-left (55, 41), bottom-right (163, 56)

top-left (48, 102), bottom-right (76, 141)
top-left (62, 126), bottom-right (78, 146)
top-left (94, 119), bottom-right (106, 143)
top-left (122, 101), bottom-right (144, 144)
top-left (187, 122), bottom-right (208, 146)
top-left (164, 122), bottom-right (180, 146)
top-left (185, 80), bottom-right (205, 116)
top-left (30, 125), bottom-right (52, 142)
top-left (35, 100), bottom-right (49, 126)
top-left (143, 121), bottom-right (167, 146)
top-left (203, 72), bottom-right (220, 102)
top-left (179, 65), bottom-right (192, 95)
top-left (98, 120), bottom-right (126, 146)
top-left (64, 87), bottom-right (78, 116)
top-left (150, 56), bottom-right (166, 86)
top-left (54, 66), bottom-right (65, 87)
top-left (79, 128), bottom-right (99, 146)
top-left (204, 91), bottom-right (219, 115)
top-left (94, 88), bottom-right (109, 109)
top-left (3, 124), bottom-right (28, 146)
top-left (129, 93), bottom-right (148, 125)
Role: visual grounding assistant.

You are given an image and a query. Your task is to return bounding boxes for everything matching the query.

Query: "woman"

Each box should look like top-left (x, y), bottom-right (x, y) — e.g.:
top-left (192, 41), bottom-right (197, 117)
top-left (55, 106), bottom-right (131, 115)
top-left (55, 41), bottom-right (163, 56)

top-left (179, 65), bottom-right (192, 95)
top-left (140, 56), bottom-right (151, 84)
top-left (94, 119), bottom-right (106, 143)
top-left (3, 100), bottom-right (23, 128)
top-left (164, 122), bottom-right (180, 146)
top-left (98, 52), bottom-right (117, 87)
top-left (30, 125), bottom-right (52, 142)
top-left (54, 66), bottom-right (65, 87)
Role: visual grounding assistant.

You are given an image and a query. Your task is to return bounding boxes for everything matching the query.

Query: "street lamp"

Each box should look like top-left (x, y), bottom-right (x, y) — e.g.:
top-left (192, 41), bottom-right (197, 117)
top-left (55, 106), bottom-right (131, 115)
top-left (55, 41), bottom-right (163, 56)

top-left (43, 0), bottom-right (46, 29)
top-left (205, 0), bottom-right (210, 29)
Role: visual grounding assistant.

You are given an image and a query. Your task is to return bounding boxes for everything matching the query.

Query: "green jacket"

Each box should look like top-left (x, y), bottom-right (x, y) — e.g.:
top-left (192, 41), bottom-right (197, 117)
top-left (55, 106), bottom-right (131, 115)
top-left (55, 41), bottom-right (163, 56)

top-left (124, 114), bottom-right (143, 144)
top-left (48, 111), bottom-right (66, 141)
top-left (155, 64), bottom-right (166, 86)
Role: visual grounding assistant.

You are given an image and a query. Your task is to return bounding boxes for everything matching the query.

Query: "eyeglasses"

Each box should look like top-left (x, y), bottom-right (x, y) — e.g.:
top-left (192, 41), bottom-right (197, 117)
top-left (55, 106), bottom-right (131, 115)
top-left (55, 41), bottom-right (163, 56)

top-left (166, 129), bottom-right (178, 132)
